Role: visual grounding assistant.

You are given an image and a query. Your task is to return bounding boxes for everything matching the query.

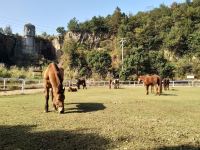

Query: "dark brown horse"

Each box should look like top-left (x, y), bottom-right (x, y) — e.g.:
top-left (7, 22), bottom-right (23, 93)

top-left (138, 75), bottom-right (162, 95)
top-left (163, 78), bottom-right (170, 90)
top-left (77, 78), bottom-right (87, 89)
top-left (43, 63), bottom-right (65, 114)
top-left (109, 79), bottom-right (120, 89)
top-left (68, 86), bottom-right (78, 92)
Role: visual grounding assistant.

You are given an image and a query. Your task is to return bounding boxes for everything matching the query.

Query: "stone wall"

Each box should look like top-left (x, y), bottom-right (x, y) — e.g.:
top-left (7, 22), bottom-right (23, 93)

top-left (0, 33), bottom-right (57, 66)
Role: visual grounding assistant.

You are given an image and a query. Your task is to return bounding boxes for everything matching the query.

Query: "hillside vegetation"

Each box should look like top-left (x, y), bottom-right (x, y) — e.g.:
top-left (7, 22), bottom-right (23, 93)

top-left (1, 1), bottom-right (200, 80)
top-left (59, 0), bottom-right (200, 80)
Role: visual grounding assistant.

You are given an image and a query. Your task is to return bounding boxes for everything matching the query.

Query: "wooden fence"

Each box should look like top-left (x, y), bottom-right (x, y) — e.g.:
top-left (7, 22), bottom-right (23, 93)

top-left (1, 78), bottom-right (200, 93)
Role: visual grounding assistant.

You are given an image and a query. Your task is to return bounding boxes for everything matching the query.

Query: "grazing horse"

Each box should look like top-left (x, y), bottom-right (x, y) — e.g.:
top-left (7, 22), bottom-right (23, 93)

top-left (77, 78), bottom-right (87, 89)
top-left (163, 78), bottom-right (170, 90)
top-left (113, 79), bottom-right (120, 89)
top-left (109, 79), bottom-right (120, 89)
top-left (68, 86), bottom-right (78, 92)
top-left (138, 75), bottom-right (162, 95)
top-left (43, 63), bottom-right (65, 114)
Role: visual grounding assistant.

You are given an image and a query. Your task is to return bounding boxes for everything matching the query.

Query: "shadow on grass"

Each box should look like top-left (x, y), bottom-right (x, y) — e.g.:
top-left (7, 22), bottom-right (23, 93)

top-left (0, 125), bottom-right (113, 150)
top-left (155, 145), bottom-right (200, 150)
top-left (161, 93), bottom-right (178, 96)
top-left (65, 102), bottom-right (106, 113)
top-left (110, 87), bottom-right (125, 89)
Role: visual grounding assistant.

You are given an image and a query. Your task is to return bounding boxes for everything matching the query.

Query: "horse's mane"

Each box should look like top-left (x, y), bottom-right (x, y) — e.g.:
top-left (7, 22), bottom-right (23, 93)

top-left (52, 63), bottom-right (63, 92)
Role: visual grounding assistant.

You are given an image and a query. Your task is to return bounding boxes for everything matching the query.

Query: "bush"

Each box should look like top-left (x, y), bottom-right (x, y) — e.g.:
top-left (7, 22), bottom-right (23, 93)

top-left (0, 64), bottom-right (11, 78)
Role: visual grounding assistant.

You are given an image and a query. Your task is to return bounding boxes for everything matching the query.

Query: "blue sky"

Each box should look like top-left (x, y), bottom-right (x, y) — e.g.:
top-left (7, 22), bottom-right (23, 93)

top-left (0, 0), bottom-right (184, 35)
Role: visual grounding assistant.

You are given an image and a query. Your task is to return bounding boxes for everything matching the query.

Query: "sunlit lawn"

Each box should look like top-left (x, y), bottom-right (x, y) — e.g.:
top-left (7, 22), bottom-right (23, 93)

top-left (0, 87), bottom-right (200, 150)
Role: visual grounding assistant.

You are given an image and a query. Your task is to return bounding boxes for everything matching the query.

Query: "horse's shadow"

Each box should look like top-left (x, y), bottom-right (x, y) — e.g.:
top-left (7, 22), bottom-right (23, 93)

top-left (161, 93), bottom-right (178, 96)
top-left (155, 145), bottom-right (200, 150)
top-left (64, 102), bottom-right (106, 113)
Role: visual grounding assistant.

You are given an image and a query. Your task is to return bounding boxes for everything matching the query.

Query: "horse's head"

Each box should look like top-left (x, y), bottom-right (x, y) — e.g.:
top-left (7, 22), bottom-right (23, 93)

top-left (54, 86), bottom-right (65, 114)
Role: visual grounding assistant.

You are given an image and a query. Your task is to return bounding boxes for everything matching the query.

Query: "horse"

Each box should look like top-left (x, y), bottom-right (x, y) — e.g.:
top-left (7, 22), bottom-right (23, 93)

top-left (113, 79), bottom-right (120, 89)
top-left (109, 79), bottom-right (120, 89)
top-left (138, 74), bottom-right (162, 95)
top-left (43, 63), bottom-right (65, 114)
top-left (109, 79), bottom-right (112, 89)
top-left (68, 86), bottom-right (78, 92)
top-left (163, 78), bottom-right (170, 90)
top-left (77, 78), bottom-right (87, 89)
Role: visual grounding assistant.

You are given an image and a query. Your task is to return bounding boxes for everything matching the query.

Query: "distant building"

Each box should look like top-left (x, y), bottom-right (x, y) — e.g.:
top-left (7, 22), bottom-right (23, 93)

top-left (22, 23), bottom-right (38, 58)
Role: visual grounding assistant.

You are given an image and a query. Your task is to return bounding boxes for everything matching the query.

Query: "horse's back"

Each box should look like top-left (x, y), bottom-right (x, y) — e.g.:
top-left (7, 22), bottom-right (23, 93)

top-left (43, 63), bottom-right (64, 88)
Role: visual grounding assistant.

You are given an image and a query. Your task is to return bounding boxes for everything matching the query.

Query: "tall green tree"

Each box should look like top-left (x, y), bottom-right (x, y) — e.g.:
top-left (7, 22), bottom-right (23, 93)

top-left (56, 27), bottom-right (66, 36)
top-left (108, 7), bottom-right (122, 34)
top-left (62, 39), bottom-right (79, 69)
top-left (87, 50), bottom-right (112, 79)
top-left (67, 17), bottom-right (80, 32)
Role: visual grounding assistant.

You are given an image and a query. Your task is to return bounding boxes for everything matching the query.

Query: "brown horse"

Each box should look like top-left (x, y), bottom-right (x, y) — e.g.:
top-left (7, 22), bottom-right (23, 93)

top-left (68, 86), bottom-right (78, 92)
top-left (138, 75), bottom-right (162, 95)
top-left (77, 78), bottom-right (87, 89)
top-left (43, 63), bottom-right (65, 114)
top-left (163, 78), bottom-right (170, 90)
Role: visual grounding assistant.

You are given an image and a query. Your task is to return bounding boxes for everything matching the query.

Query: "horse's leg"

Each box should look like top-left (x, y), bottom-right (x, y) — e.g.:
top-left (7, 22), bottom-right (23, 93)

top-left (151, 85), bottom-right (154, 93)
top-left (44, 87), bottom-right (49, 113)
top-left (146, 85), bottom-right (149, 95)
top-left (51, 89), bottom-right (57, 111)
top-left (156, 84), bottom-right (159, 95)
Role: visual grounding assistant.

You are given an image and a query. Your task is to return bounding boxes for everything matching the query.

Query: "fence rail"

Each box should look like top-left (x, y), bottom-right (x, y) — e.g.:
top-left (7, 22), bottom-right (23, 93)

top-left (1, 78), bottom-right (200, 94)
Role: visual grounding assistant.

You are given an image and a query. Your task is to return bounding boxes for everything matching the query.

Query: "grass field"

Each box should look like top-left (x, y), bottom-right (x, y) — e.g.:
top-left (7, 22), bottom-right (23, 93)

top-left (0, 87), bottom-right (200, 150)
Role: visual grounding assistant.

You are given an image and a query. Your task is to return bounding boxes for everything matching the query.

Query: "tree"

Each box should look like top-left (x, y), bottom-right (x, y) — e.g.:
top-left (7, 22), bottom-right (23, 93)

top-left (3, 26), bottom-right (12, 35)
top-left (108, 7), bottom-right (122, 34)
top-left (0, 27), bottom-right (3, 34)
top-left (41, 32), bottom-right (48, 37)
top-left (56, 27), bottom-right (66, 36)
top-left (148, 51), bottom-right (175, 78)
top-left (67, 17), bottom-right (80, 32)
top-left (119, 46), bottom-right (149, 80)
top-left (163, 23), bottom-right (189, 56)
top-left (62, 39), bottom-right (79, 69)
top-left (87, 51), bottom-right (112, 79)
top-left (90, 16), bottom-right (108, 35)
top-left (188, 29), bottom-right (200, 55)
top-left (120, 48), bottom-right (175, 80)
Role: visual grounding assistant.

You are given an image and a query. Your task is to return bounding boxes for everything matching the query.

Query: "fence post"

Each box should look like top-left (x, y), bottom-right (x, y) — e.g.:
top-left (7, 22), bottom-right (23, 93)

top-left (21, 79), bottom-right (25, 93)
top-left (192, 80), bottom-right (194, 87)
top-left (3, 78), bottom-right (6, 90)
top-left (172, 81), bottom-right (175, 87)
top-left (134, 81), bottom-right (136, 87)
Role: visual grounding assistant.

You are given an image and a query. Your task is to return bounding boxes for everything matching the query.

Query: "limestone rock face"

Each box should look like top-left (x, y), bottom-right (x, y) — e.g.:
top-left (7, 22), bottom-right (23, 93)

top-left (64, 31), bottom-right (110, 49)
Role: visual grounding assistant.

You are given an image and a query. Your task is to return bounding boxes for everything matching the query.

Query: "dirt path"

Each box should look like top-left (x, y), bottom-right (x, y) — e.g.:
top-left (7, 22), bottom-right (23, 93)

top-left (0, 89), bottom-right (44, 96)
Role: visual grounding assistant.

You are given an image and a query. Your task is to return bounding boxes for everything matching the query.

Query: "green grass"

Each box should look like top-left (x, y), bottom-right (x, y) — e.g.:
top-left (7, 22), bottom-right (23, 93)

top-left (0, 87), bottom-right (200, 150)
